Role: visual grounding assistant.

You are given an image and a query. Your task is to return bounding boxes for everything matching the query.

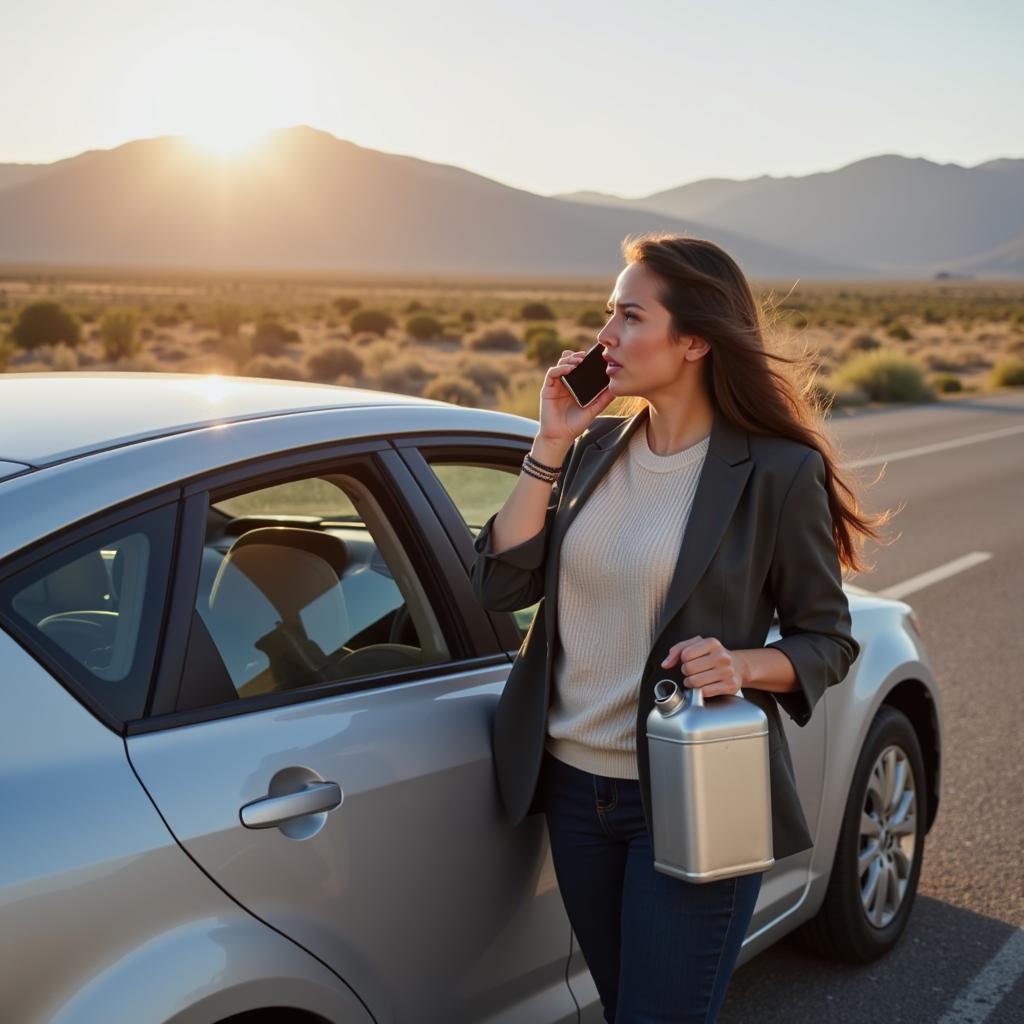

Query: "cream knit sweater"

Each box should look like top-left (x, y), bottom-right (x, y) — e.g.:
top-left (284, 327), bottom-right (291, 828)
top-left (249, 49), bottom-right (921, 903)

top-left (544, 421), bottom-right (711, 779)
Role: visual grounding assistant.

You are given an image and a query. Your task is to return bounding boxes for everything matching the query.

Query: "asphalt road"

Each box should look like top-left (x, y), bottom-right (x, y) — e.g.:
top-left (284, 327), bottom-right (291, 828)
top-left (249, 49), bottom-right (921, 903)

top-left (719, 390), bottom-right (1024, 1024)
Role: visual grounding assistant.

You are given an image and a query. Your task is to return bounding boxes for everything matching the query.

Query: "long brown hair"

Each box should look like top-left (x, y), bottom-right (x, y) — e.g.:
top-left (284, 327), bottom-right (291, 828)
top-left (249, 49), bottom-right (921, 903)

top-left (612, 232), bottom-right (896, 577)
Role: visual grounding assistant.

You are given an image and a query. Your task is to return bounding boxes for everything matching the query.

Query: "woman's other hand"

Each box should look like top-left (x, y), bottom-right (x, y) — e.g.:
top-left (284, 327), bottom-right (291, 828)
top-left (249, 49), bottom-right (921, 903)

top-left (660, 635), bottom-right (746, 698)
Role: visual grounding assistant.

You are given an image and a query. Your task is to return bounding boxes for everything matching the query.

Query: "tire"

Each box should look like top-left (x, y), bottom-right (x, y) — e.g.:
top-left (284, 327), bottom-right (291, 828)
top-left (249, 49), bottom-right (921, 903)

top-left (794, 705), bottom-right (927, 963)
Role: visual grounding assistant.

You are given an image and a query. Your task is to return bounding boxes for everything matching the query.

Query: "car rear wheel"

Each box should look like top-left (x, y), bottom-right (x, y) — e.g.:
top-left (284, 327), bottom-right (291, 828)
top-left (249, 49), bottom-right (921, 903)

top-left (794, 705), bottom-right (927, 962)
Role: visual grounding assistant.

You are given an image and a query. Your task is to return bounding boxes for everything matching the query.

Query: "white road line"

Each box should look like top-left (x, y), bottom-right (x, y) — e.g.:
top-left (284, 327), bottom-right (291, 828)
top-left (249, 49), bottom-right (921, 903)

top-left (847, 423), bottom-right (1024, 469)
top-left (877, 552), bottom-right (993, 600)
top-left (936, 928), bottom-right (1024, 1024)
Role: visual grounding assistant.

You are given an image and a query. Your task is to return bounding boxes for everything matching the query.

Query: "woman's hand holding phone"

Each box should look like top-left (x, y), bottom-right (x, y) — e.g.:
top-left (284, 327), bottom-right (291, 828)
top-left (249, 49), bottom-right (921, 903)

top-left (538, 348), bottom-right (617, 449)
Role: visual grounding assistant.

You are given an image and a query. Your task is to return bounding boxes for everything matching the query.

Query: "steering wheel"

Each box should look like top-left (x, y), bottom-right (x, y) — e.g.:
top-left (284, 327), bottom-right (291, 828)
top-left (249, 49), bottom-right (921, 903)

top-left (388, 605), bottom-right (417, 645)
top-left (37, 612), bottom-right (116, 671)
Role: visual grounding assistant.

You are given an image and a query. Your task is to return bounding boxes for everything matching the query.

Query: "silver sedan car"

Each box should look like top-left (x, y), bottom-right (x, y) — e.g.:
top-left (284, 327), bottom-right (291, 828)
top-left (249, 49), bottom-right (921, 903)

top-left (0, 372), bottom-right (944, 1024)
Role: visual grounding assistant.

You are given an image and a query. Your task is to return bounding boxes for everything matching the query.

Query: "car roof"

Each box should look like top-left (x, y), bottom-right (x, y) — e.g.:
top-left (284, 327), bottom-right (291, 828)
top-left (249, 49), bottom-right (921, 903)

top-left (0, 371), bottom-right (480, 467)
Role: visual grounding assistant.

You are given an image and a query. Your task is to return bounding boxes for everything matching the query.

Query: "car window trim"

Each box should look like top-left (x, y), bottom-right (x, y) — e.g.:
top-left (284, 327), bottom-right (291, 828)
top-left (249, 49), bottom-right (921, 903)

top-left (376, 447), bottom-right (507, 657)
top-left (393, 435), bottom-right (533, 654)
top-left (125, 652), bottom-right (511, 736)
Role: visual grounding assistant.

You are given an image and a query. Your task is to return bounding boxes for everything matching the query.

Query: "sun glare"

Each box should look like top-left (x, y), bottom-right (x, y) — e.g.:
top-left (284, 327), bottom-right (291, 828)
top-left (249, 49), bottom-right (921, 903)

top-left (128, 24), bottom-right (309, 160)
top-left (186, 123), bottom-right (272, 157)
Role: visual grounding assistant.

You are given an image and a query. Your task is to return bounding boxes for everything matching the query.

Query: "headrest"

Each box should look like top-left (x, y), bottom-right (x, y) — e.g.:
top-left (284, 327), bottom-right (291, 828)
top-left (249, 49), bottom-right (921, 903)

top-left (209, 526), bottom-right (350, 624)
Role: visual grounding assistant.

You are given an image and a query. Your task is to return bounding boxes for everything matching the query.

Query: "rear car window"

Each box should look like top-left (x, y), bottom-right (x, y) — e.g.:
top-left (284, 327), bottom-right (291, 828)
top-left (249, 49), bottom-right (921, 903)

top-left (0, 503), bottom-right (177, 722)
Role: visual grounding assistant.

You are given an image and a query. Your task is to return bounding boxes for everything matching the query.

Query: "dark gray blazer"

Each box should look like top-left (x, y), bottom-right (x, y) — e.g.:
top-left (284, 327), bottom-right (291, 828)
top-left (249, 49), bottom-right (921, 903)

top-left (470, 402), bottom-right (861, 861)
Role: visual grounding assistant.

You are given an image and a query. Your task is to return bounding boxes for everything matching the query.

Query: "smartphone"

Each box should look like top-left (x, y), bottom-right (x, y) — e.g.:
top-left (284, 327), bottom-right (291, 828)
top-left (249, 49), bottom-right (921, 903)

top-left (560, 343), bottom-right (611, 408)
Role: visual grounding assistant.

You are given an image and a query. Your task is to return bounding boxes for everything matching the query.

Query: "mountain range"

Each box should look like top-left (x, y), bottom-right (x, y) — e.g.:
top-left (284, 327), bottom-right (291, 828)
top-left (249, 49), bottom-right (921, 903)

top-left (0, 126), bottom-right (1019, 279)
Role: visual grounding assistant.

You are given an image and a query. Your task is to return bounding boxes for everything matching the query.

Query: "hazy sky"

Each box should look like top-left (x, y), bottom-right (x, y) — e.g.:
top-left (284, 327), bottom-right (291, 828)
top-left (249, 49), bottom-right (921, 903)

top-left (3, 0), bottom-right (1020, 197)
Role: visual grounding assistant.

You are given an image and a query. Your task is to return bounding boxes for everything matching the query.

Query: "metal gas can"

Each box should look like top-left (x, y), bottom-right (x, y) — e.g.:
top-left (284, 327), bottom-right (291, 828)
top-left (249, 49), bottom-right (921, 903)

top-left (646, 678), bottom-right (775, 882)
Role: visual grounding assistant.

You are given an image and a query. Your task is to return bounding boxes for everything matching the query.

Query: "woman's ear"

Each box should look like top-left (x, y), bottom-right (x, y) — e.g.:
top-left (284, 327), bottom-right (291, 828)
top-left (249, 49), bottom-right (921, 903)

top-left (683, 336), bottom-right (712, 361)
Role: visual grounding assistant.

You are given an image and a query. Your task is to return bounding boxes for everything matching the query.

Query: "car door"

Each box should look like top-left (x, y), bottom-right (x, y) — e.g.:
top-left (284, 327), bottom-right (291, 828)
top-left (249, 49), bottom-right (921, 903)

top-left (125, 439), bottom-right (577, 1024)
top-left (396, 432), bottom-right (826, 940)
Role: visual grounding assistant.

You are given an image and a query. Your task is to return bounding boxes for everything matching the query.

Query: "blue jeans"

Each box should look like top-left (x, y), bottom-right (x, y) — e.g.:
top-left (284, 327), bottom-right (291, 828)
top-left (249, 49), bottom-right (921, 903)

top-left (539, 748), bottom-right (764, 1023)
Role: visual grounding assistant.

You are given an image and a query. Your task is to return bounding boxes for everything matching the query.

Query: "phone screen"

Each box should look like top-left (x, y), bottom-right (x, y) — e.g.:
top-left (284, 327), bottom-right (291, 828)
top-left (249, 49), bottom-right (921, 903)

top-left (561, 343), bottom-right (611, 407)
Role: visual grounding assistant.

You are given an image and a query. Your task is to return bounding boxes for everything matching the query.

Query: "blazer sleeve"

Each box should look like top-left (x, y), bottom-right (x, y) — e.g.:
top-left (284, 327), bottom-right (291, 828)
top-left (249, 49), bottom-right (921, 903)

top-left (469, 443), bottom-right (574, 613)
top-left (764, 447), bottom-right (861, 727)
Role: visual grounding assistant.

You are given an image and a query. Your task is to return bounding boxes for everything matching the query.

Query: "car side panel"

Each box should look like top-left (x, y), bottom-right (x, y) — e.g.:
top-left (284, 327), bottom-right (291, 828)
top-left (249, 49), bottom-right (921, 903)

top-left (0, 630), bottom-right (370, 1024)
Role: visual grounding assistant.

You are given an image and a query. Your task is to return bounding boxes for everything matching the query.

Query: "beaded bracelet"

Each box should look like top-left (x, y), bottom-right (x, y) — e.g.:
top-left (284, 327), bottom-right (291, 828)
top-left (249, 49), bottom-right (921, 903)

top-left (521, 458), bottom-right (558, 483)
top-left (525, 451), bottom-right (563, 474)
top-left (523, 452), bottom-right (560, 478)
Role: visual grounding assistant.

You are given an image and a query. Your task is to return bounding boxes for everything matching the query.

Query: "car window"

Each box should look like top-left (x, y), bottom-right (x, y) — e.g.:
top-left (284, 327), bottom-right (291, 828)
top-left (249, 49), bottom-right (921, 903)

top-left (178, 469), bottom-right (451, 709)
top-left (0, 503), bottom-right (177, 722)
top-left (428, 460), bottom-right (540, 637)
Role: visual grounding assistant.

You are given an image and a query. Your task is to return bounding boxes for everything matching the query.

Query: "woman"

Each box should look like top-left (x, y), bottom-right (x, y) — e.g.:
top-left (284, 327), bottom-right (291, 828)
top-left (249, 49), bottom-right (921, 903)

top-left (471, 233), bottom-right (890, 1023)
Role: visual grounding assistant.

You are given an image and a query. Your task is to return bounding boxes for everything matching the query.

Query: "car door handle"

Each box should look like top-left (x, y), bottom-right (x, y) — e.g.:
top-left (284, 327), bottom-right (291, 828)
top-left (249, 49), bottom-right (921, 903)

top-left (240, 781), bottom-right (343, 829)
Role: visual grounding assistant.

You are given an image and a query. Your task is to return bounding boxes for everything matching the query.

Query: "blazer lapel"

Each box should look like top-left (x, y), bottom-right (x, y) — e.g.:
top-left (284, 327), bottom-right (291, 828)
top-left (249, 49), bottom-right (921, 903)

top-left (543, 402), bottom-right (752, 652)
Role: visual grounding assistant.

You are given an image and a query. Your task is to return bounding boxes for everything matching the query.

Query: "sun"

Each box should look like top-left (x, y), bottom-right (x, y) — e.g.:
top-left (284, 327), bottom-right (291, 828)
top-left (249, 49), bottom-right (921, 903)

top-left (129, 26), bottom-right (308, 159)
top-left (186, 122), bottom-right (274, 157)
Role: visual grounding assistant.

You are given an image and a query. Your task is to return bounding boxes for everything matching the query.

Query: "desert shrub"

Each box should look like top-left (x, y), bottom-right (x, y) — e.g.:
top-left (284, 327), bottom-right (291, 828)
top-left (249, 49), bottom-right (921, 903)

top-left (241, 355), bottom-right (307, 381)
top-left (404, 300), bottom-right (426, 314)
top-left (991, 357), bottom-right (1024, 387)
top-left (406, 315), bottom-right (444, 341)
top-left (377, 357), bottom-right (431, 394)
top-left (152, 312), bottom-right (180, 328)
top-left (304, 344), bottom-right (363, 380)
top-left (929, 373), bottom-right (963, 393)
top-left (455, 355), bottom-right (509, 395)
top-left (468, 328), bottom-right (521, 352)
top-left (51, 342), bottom-right (80, 371)
top-left (252, 318), bottom-right (301, 356)
top-left (350, 309), bottom-right (395, 336)
top-left (577, 309), bottom-right (606, 328)
top-left (842, 331), bottom-right (882, 354)
top-left (11, 301), bottom-right (81, 349)
top-left (100, 308), bottom-right (141, 360)
top-left (520, 302), bottom-right (555, 321)
top-left (831, 350), bottom-right (935, 403)
top-left (460, 309), bottom-right (476, 325)
top-left (886, 323), bottom-right (913, 341)
top-left (364, 340), bottom-right (397, 372)
top-left (525, 326), bottom-right (563, 366)
top-left (333, 296), bottom-right (361, 316)
top-left (423, 375), bottom-right (482, 407)
top-left (213, 303), bottom-right (244, 339)
top-left (523, 324), bottom-right (554, 344)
